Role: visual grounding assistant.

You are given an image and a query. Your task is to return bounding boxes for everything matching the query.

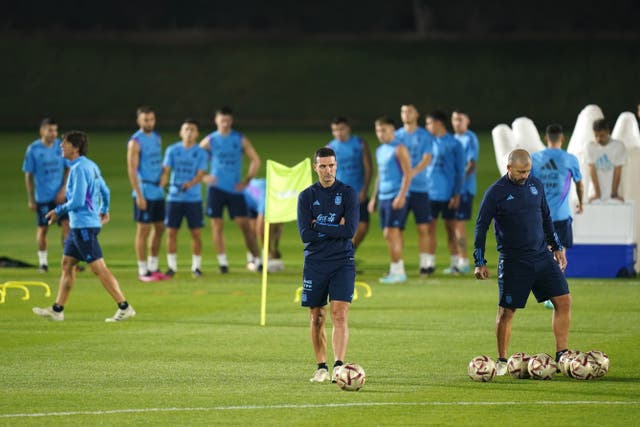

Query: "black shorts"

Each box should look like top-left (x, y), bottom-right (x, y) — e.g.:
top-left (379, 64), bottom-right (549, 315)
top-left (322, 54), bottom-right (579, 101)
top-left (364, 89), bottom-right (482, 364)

top-left (407, 191), bottom-right (432, 224)
top-left (301, 258), bottom-right (355, 307)
top-left (36, 201), bottom-right (68, 226)
top-left (206, 187), bottom-right (249, 219)
top-left (63, 228), bottom-right (103, 263)
top-left (165, 201), bottom-right (204, 229)
top-left (358, 199), bottom-right (370, 223)
top-left (430, 200), bottom-right (456, 220)
top-left (378, 198), bottom-right (408, 230)
top-left (133, 198), bottom-right (166, 223)
top-left (497, 253), bottom-right (570, 309)
top-left (455, 192), bottom-right (474, 221)
top-left (553, 218), bottom-right (573, 249)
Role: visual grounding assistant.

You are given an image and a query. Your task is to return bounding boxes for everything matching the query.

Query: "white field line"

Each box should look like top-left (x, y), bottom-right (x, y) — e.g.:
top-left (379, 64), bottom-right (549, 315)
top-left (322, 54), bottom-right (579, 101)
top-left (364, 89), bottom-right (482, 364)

top-left (1, 401), bottom-right (639, 419)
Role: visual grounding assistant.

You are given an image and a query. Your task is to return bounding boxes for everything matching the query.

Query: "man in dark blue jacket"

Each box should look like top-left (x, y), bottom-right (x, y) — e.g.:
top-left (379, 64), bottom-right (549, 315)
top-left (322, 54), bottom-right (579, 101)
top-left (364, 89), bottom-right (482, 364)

top-left (297, 147), bottom-right (359, 383)
top-left (474, 149), bottom-right (571, 375)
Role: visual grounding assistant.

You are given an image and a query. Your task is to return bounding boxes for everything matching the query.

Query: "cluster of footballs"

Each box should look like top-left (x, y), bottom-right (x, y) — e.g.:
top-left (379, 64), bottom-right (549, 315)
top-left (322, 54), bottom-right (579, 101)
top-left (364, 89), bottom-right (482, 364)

top-left (468, 350), bottom-right (609, 382)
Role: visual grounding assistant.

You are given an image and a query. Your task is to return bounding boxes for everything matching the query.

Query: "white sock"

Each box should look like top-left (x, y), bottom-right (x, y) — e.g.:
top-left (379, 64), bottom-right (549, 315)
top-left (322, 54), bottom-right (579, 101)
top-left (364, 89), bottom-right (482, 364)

top-left (192, 255), bottom-right (202, 271)
top-left (390, 260), bottom-right (405, 275)
top-left (419, 253), bottom-right (430, 268)
top-left (148, 256), bottom-right (159, 272)
top-left (246, 252), bottom-right (254, 263)
top-left (457, 257), bottom-right (470, 269)
top-left (217, 253), bottom-right (228, 267)
top-left (167, 253), bottom-right (178, 271)
top-left (253, 255), bottom-right (262, 267)
top-left (137, 261), bottom-right (148, 276)
top-left (38, 250), bottom-right (48, 266)
top-left (450, 255), bottom-right (460, 268)
top-left (426, 253), bottom-right (436, 268)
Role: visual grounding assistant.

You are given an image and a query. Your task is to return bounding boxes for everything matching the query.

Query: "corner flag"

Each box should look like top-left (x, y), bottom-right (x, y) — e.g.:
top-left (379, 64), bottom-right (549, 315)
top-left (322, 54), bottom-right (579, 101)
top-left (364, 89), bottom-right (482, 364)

top-left (260, 158), bottom-right (312, 326)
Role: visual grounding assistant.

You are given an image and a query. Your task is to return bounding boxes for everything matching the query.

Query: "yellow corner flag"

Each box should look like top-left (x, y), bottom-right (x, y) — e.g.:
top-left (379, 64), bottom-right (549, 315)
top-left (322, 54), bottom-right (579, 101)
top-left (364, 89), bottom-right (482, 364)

top-left (260, 158), bottom-right (312, 326)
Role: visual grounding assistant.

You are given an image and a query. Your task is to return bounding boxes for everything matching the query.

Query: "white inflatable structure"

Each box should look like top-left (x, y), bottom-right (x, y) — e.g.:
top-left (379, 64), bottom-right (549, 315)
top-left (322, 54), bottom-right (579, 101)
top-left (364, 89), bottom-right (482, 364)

top-left (491, 105), bottom-right (639, 275)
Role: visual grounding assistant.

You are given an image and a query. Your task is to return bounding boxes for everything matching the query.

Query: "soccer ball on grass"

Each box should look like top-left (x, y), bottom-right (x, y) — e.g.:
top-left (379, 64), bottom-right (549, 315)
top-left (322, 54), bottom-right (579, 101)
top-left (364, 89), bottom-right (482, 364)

top-left (527, 353), bottom-right (557, 380)
top-left (468, 355), bottom-right (496, 382)
top-left (335, 363), bottom-right (366, 391)
top-left (507, 352), bottom-right (531, 379)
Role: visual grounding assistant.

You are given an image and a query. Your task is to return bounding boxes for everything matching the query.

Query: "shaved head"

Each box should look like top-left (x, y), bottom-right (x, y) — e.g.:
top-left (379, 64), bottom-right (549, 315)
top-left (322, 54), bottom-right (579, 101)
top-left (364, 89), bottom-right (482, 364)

top-left (507, 149), bottom-right (531, 166)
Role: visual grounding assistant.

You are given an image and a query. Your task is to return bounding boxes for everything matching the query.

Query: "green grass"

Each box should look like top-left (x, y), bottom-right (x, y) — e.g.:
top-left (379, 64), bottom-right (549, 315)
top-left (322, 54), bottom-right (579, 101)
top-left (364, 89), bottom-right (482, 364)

top-left (1, 131), bottom-right (639, 426)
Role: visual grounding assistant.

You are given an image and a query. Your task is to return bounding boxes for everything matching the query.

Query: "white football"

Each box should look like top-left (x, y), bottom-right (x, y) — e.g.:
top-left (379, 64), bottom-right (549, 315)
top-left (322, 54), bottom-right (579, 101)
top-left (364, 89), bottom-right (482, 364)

top-left (527, 353), bottom-right (557, 380)
top-left (587, 350), bottom-right (610, 378)
top-left (558, 350), bottom-right (582, 377)
top-left (468, 355), bottom-right (496, 382)
top-left (335, 363), bottom-right (366, 391)
top-left (569, 352), bottom-right (596, 380)
top-left (507, 352), bottom-right (531, 379)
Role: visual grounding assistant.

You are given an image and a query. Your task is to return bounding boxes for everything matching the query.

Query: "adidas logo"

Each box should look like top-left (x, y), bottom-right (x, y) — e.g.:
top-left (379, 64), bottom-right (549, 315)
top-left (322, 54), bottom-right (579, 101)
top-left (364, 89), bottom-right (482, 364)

top-left (313, 200), bottom-right (321, 206)
top-left (541, 159), bottom-right (558, 170)
top-left (506, 194), bottom-right (515, 201)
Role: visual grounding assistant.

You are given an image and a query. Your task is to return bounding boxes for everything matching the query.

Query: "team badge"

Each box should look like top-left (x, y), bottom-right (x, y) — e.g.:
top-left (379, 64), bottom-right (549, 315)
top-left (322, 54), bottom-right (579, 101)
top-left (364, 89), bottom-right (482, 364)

top-left (529, 185), bottom-right (538, 195)
top-left (335, 194), bottom-right (342, 205)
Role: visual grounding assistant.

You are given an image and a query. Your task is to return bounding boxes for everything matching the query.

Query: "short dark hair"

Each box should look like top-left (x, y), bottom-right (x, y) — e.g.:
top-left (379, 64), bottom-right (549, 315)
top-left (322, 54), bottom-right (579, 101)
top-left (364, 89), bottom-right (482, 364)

top-left (62, 130), bottom-right (88, 156)
top-left (427, 110), bottom-right (448, 124)
top-left (545, 124), bottom-right (563, 142)
top-left (314, 147), bottom-right (336, 162)
top-left (40, 117), bottom-right (57, 128)
top-left (215, 106), bottom-right (233, 116)
top-left (452, 108), bottom-right (469, 117)
top-left (593, 118), bottom-right (610, 132)
top-left (331, 116), bottom-right (349, 125)
top-left (375, 116), bottom-right (396, 128)
top-left (182, 118), bottom-right (199, 128)
top-left (136, 106), bottom-right (154, 116)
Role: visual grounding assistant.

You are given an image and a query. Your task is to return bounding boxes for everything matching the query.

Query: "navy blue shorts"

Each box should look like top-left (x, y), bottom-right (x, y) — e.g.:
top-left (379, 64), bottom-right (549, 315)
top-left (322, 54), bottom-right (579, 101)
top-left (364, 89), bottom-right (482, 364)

top-left (301, 259), bottom-right (355, 307)
top-left (378, 198), bottom-right (409, 230)
top-left (553, 218), bottom-right (573, 248)
top-left (358, 199), bottom-right (370, 223)
top-left (63, 228), bottom-right (103, 263)
top-left (206, 187), bottom-right (248, 219)
top-left (165, 201), bottom-right (204, 229)
top-left (133, 198), bottom-right (166, 223)
top-left (407, 191), bottom-right (432, 224)
top-left (455, 192), bottom-right (474, 221)
top-left (430, 200), bottom-right (457, 220)
top-left (497, 253), bottom-right (570, 309)
top-left (36, 201), bottom-right (68, 226)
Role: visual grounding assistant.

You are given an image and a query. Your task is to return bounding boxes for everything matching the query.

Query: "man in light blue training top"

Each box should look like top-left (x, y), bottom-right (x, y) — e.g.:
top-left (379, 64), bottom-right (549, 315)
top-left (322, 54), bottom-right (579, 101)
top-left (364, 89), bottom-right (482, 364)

top-left (200, 107), bottom-right (262, 273)
top-left (161, 119), bottom-right (208, 278)
top-left (297, 147), bottom-right (359, 383)
top-left (368, 117), bottom-right (412, 284)
top-left (395, 104), bottom-right (433, 276)
top-left (33, 131), bottom-right (136, 322)
top-left (424, 111), bottom-right (465, 275)
top-left (449, 109), bottom-right (480, 274)
top-left (126, 106), bottom-right (167, 282)
top-left (22, 117), bottom-right (69, 272)
top-left (532, 124), bottom-right (583, 308)
top-left (326, 116), bottom-right (372, 254)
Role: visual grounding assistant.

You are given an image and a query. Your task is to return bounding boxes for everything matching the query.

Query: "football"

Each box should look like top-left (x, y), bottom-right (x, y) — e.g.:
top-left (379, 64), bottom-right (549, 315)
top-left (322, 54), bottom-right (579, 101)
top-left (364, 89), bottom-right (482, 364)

top-left (335, 363), bottom-right (366, 391)
top-left (507, 352), bottom-right (531, 379)
top-left (569, 352), bottom-right (596, 380)
top-left (558, 350), bottom-right (582, 377)
top-left (587, 350), bottom-right (610, 378)
top-left (468, 355), bottom-right (496, 382)
top-left (527, 353), bottom-right (557, 380)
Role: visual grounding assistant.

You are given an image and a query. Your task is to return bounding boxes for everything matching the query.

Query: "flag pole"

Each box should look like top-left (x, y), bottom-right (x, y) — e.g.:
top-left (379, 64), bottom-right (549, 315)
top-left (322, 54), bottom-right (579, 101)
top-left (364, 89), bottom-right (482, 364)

top-left (260, 221), bottom-right (271, 326)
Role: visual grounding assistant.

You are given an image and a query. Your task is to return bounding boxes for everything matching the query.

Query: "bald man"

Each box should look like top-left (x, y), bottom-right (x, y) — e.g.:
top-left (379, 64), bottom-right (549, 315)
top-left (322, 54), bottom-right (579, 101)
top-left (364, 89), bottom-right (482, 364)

top-left (473, 149), bottom-right (571, 376)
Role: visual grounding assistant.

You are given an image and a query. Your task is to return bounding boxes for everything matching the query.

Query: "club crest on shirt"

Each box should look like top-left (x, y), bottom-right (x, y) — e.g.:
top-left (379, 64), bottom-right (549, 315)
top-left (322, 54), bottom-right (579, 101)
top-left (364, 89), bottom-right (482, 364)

top-left (335, 194), bottom-right (342, 205)
top-left (529, 185), bottom-right (538, 195)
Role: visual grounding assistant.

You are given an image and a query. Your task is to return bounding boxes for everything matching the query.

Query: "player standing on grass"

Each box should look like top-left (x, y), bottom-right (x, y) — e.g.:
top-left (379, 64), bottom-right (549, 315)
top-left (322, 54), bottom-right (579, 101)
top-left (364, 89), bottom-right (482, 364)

top-left (368, 117), bottom-right (412, 284)
top-left (161, 119), bottom-right (208, 278)
top-left (22, 118), bottom-right (69, 272)
top-left (200, 107), bottom-right (262, 273)
top-left (395, 104), bottom-right (433, 276)
top-left (474, 149), bottom-right (571, 375)
top-left (297, 147), bottom-right (359, 383)
top-left (33, 131), bottom-right (136, 322)
top-left (424, 111), bottom-right (465, 275)
top-left (126, 106), bottom-right (167, 282)
top-left (450, 109), bottom-right (480, 274)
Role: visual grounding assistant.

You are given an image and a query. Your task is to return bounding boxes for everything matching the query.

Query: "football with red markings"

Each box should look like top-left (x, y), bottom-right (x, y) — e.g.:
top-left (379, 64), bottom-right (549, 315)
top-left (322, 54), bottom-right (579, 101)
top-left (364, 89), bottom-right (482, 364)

top-left (467, 355), bottom-right (496, 382)
top-left (335, 363), bottom-right (366, 391)
top-left (569, 352), bottom-right (596, 380)
top-left (507, 352), bottom-right (531, 379)
top-left (558, 350), bottom-right (582, 377)
top-left (527, 353), bottom-right (557, 380)
top-left (587, 350), bottom-right (610, 378)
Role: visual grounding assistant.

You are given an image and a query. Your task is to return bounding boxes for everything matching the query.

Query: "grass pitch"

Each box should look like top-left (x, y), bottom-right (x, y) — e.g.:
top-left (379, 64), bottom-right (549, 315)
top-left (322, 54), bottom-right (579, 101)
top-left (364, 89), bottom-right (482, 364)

top-left (1, 130), bottom-right (639, 426)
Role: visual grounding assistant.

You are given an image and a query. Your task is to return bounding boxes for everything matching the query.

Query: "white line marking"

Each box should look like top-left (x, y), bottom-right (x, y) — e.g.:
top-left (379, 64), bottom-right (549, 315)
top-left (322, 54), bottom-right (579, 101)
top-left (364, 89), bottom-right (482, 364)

top-left (1, 401), bottom-right (639, 419)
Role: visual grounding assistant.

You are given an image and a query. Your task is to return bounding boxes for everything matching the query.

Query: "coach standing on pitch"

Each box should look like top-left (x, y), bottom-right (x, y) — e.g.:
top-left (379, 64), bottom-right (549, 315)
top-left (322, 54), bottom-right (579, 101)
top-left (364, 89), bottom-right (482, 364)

top-left (297, 147), bottom-right (359, 383)
top-left (473, 149), bottom-right (571, 375)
